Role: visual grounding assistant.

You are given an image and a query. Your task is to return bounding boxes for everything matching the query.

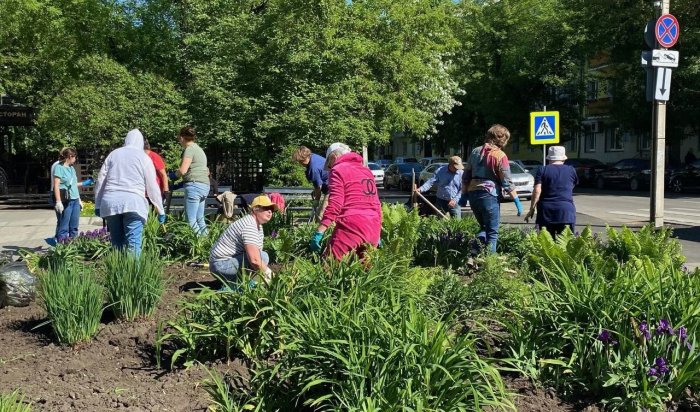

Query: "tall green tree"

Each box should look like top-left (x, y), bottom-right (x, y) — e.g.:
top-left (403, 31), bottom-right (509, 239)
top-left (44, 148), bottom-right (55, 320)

top-left (177, 0), bottom-right (460, 156)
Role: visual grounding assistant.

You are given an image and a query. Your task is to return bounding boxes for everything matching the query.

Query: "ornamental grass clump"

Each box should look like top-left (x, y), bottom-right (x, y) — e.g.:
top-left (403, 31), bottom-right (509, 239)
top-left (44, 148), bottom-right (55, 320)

top-left (38, 262), bottom-right (103, 345)
top-left (103, 249), bottom-right (165, 321)
top-left (0, 390), bottom-right (31, 412)
top-left (505, 248), bottom-right (700, 410)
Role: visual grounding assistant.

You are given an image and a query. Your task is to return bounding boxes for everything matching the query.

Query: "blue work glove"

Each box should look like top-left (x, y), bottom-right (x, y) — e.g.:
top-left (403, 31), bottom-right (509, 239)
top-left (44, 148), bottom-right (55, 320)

top-left (458, 193), bottom-right (468, 207)
top-left (309, 231), bottom-right (323, 252)
top-left (81, 177), bottom-right (95, 186)
top-left (513, 197), bottom-right (523, 216)
top-left (158, 214), bottom-right (167, 224)
top-left (168, 171), bottom-right (178, 181)
top-left (95, 208), bottom-right (101, 218)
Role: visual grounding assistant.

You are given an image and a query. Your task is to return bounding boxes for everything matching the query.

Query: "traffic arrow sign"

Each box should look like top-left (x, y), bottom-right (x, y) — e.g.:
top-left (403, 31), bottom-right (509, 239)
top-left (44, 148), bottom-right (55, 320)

top-left (655, 67), bottom-right (672, 101)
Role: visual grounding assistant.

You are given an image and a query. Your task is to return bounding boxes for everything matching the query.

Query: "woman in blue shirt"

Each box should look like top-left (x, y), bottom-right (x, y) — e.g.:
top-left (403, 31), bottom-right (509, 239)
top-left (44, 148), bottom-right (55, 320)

top-left (525, 146), bottom-right (578, 238)
top-left (52, 147), bottom-right (94, 241)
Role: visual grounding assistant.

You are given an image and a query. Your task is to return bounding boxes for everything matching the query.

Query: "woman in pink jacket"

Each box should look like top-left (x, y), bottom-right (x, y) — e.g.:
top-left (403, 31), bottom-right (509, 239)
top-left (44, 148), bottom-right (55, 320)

top-left (309, 143), bottom-right (382, 259)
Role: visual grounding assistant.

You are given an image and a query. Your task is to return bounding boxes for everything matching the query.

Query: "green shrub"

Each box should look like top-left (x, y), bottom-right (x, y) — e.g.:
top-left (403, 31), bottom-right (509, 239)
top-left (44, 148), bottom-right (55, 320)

top-left (161, 252), bottom-right (514, 410)
top-left (103, 249), bottom-right (165, 321)
top-left (414, 215), bottom-right (480, 268)
top-left (38, 263), bottom-right (103, 345)
top-left (149, 217), bottom-right (227, 263)
top-left (0, 390), bottom-right (31, 412)
top-left (380, 203), bottom-right (420, 263)
top-left (605, 224), bottom-right (684, 269)
top-left (505, 257), bottom-right (700, 410)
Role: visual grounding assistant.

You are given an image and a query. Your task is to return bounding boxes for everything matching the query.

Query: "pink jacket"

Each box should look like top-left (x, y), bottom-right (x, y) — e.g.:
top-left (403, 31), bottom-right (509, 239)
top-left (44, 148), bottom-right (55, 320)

top-left (321, 152), bottom-right (382, 259)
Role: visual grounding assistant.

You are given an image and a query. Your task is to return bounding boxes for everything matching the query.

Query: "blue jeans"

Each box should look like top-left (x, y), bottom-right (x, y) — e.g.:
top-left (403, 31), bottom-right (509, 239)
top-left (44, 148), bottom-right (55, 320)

top-left (468, 191), bottom-right (500, 254)
top-left (436, 198), bottom-right (461, 218)
top-left (57, 199), bottom-right (81, 241)
top-left (210, 251), bottom-right (270, 282)
top-left (105, 212), bottom-right (145, 256)
top-left (184, 182), bottom-right (209, 235)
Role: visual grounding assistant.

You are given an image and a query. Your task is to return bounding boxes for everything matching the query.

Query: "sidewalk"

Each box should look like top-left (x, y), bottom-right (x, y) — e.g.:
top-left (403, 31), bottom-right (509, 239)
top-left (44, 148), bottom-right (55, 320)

top-left (0, 209), bottom-right (103, 257)
top-left (0, 207), bottom-right (697, 271)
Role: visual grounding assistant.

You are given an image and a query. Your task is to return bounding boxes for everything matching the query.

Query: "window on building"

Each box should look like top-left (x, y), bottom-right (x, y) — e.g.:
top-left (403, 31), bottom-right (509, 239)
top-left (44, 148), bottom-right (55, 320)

top-left (584, 131), bottom-right (596, 152)
top-left (605, 127), bottom-right (623, 152)
top-left (586, 80), bottom-right (598, 101)
top-left (402, 141), bottom-right (408, 155)
top-left (511, 138), bottom-right (520, 153)
top-left (639, 132), bottom-right (651, 151)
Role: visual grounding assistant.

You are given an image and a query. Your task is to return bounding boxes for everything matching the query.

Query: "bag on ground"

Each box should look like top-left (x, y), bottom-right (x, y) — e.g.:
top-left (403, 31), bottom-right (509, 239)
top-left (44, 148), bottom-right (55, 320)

top-left (0, 262), bottom-right (37, 307)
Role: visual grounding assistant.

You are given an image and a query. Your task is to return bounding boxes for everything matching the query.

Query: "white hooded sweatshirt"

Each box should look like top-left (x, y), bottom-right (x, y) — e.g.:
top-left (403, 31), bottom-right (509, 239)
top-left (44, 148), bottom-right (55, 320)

top-left (94, 129), bottom-right (164, 220)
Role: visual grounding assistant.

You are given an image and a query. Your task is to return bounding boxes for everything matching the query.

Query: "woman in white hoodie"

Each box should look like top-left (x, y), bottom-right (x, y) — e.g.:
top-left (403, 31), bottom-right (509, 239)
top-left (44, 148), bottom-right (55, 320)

top-left (94, 129), bottom-right (165, 255)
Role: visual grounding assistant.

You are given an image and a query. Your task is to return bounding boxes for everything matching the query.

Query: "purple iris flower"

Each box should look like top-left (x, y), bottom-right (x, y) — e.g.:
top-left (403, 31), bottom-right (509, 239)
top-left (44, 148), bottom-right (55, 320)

top-left (677, 326), bottom-right (692, 350)
top-left (639, 321), bottom-right (651, 340)
top-left (655, 319), bottom-right (674, 336)
top-left (655, 357), bottom-right (669, 374)
top-left (648, 367), bottom-right (658, 377)
top-left (270, 230), bottom-right (278, 239)
top-left (597, 329), bottom-right (617, 345)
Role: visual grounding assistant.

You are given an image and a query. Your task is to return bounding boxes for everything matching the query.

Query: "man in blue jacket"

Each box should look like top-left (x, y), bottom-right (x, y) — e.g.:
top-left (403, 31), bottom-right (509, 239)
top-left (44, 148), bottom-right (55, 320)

top-left (293, 146), bottom-right (329, 221)
top-left (414, 156), bottom-right (464, 218)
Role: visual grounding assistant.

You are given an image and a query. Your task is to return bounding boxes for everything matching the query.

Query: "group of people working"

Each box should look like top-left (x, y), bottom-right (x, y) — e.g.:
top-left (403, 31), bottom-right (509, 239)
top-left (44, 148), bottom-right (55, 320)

top-left (51, 126), bottom-right (210, 253)
top-left (51, 123), bottom-right (577, 286)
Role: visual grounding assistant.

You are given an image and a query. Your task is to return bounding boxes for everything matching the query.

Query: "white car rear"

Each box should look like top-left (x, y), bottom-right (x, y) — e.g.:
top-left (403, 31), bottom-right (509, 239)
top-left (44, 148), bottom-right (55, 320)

top-left (367, 163), bottom-right (385, 188)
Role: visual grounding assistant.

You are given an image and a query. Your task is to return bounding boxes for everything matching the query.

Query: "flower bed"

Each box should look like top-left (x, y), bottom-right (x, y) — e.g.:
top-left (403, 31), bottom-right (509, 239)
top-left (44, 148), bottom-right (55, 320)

top-left (3, 208), bottom-right (699, 411)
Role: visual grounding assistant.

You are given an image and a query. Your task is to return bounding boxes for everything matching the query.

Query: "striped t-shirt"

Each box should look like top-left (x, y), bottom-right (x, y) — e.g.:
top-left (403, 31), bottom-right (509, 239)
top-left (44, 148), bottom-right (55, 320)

top-left (209, 214), bottom-right (263, 261)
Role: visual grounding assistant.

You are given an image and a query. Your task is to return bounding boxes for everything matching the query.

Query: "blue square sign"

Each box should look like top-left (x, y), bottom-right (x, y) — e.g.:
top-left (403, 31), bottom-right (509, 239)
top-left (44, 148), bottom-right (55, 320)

top-left (530, 111), bottom-right (560, 145)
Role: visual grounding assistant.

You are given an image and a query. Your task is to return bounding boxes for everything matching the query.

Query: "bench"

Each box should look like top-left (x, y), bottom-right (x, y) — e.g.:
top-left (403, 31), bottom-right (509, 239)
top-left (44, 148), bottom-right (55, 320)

top-left (164, 186), bottom-right (245, 219)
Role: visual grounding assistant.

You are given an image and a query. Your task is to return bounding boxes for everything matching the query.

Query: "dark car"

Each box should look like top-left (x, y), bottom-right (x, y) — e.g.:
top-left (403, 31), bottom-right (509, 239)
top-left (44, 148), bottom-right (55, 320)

top-left (596, 158), bottom-right (651, 191)
top-left (668, 160), bottom-right (700, 193)
top-left (383, 162), bottom-right (424, 191)
top-left (564, 158), bottom-right (609, 186)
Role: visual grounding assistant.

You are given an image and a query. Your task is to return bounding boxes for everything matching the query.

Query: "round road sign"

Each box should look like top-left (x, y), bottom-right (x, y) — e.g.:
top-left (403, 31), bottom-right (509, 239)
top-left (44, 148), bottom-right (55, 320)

top-left (655, 14), bottom-right (679, 48)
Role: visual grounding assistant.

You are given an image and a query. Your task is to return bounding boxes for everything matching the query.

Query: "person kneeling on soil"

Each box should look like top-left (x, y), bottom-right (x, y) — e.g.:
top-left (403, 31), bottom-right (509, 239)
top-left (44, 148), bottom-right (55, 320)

top-left (209, 195), bottom-right (276, 284)
top-left (309, 143), bottom-right (381, 259)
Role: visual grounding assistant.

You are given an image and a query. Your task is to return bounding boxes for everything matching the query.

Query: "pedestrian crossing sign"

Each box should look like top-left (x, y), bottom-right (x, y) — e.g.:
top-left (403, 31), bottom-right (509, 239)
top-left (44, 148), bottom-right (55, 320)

top-left (530, 111), bottom-right (560, 145)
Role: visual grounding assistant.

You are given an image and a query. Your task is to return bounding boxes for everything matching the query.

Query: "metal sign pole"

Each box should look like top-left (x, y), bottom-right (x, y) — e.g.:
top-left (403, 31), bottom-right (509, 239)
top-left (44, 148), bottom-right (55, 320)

top-left (650, 0), bottom-right (670, 228)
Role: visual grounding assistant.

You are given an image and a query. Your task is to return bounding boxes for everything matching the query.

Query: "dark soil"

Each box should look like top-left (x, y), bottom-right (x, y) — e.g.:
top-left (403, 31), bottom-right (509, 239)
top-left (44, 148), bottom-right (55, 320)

top-left (1, 263), bottom-right (592, 411)
top-left (0, 264), bottom-right (245, 412)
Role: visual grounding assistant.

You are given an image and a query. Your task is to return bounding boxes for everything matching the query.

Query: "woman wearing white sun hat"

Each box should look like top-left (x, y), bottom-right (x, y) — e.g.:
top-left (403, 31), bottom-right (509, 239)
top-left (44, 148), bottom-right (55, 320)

top-left (525, 145), bottom-right (579, 238)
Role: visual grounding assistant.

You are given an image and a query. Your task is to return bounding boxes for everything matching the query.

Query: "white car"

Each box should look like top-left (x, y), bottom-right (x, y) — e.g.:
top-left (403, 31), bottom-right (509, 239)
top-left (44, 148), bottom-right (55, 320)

top-left (506, 161), bottom-right (534, 200)
top-left (419, 157), bottom-right (449, 167)
top-left (417, 162), bottom-right (448, 193)
top-left (367, 162), bottom-right (385, 188)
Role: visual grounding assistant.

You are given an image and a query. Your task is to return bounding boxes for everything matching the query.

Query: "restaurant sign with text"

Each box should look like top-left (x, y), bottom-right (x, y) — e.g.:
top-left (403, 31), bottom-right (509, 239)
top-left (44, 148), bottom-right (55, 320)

top-left (0, 105), bottom-right (36, 126)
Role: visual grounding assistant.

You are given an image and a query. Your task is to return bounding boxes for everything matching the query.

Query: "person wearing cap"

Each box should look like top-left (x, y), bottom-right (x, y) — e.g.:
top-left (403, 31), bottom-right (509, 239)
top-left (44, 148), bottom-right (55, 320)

top-left (460, 124), bottom-right (522, 254)
top-left (309, 143), bottom-right (381, 259)
top-left (292, 146), bottom-right (329, 221)
top-left (414, 156), bottom-right (464, 218)
top-left (94, 129), bottom-right (166, 256)
top-left (209, 195), bottom-right (276, 283)
top-left (524, 146), bottom-right (578, 238)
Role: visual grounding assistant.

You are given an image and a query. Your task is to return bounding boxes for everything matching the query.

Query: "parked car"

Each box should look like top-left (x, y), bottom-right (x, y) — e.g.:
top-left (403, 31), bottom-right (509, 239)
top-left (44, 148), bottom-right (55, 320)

top-left (668, 159), bottom-right (700, 193)
top-left (564, 158), bottom-right (609, 186)
top-left (596, 158), bottom-right (651, 191)
top-left (367, 162), bottom-right (385, 188)
top-left (419, 157), bottom-right (449, 167)
top-left (393, 157), bottom-right (419, 164)
top-left (417, 162), bottom-right (448, 193)
top-left (373, 159), bottom-right (392, 170)
top-left (511, 159), bottom-right (542, 176)
top-left (505, 161), bottom-right (534, 200)
top-left (384, 162), bottom-right (424, 191)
